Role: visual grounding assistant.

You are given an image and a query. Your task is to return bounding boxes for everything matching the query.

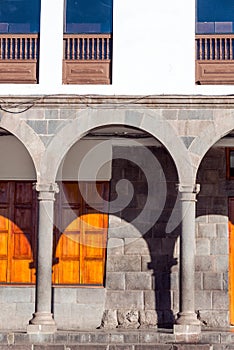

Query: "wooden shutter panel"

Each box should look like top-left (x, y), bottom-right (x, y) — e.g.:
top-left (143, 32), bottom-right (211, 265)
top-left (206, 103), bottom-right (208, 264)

top-left (53, 181), bottom-right (109, 285)
top-left (0, 181), bottom-right (37, 284)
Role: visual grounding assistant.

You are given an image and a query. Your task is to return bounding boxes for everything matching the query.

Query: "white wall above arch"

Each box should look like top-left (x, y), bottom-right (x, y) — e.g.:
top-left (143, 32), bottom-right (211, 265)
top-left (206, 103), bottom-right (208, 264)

top-left (0, 135), bottom-right (36, 180)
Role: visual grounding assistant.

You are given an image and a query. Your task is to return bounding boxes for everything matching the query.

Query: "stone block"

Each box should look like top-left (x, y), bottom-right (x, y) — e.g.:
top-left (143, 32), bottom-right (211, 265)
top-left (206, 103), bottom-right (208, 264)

top-left (45, 109), bottom-right (59, 119)
top-left (105, 291), bottom-right (144, 309)
top-left (203, 273), bottom-right (223, 290)
top-left (136, 346), bottom-right (172, 350)
top-left (197, 223), bottom-right (216, 238)
top-left (34, 347), bottom-right (64, 350)
top-left (139, 332), bottom-right (160, 343)
top-left (100, 310), bottom-right (118, 329)
top-left (215, 256), bottom-right (228, 273)
top-left (208, 215), bottom-right (228, 223)
top-left (195, 272), bottom-right (203, 290)
top-left (76, 288), bottom-right (106, 304)
top-left (27, 120), bottom-right (47, 134)
top-left (125, 272), bottom-right (152, 290)
top-left (195, 256), bottom-right (215, 272)
top-left (210, 238), bottom-right (228, 255)
top-left (60, 108), bottom-right (79, 119)
top-left (139, 310), bottom-right (157, 328)
top-left (199, 331), bottom-right (221, 344)
top-left (172, 290), bottom-right (179, 312)
top-left (195, 291), bottom-right (212, 310)
top-left (0, 287), bottom-right (33, 303)
top-left (108, 346), bottom-right (133, 350)
top-left (124, 238), bottom-right (150, 255)
top-left (0, 347), bottom-right (31, 350)
top-left (212, 291), bottom-right (229, 310)
top-left (144, 291), bottom-right (156, 310)
top-left (67, 347), bottom-right (107, 350)
top-left (53, 288), bottom-right (77, 304)
top-left (216, 223), bottom-right (228, 238)
top-left (117, 310), bottom-right (140, 328)
top-left (196, 238), bottom-right (210, 255)
top-left (106, 256), bottom-right (141, 272)
top-left (174, 346), bottom-right (210, 350)
top-left (48, 120), bottom-right (68, 134)
top-left (107, 238), bottom-right (124, 255)
top-left (54, 303), bottom-right (104, 329)
top-left (198, 310), bottom-right (229, 327)
top-left (106, 272), bottom-right (125, 290)
top-left (178, 109), bottom-right (213, 120)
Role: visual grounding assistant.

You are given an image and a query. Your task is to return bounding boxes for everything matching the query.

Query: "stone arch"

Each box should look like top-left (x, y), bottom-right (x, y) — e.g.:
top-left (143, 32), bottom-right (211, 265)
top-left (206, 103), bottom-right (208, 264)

top-left (0, 115), bottom-right (45, 180)
top-left (189, 112), bottom-right (234, 177)
top-left (41, 109), bottom-right (193, 184)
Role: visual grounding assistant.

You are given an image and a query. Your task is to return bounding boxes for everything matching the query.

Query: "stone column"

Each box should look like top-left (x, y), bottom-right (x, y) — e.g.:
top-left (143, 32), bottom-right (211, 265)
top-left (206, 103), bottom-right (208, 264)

top-left (27, 183), bottom-right (59, 334)
top-left (174, 184), bottom-right (201, 338)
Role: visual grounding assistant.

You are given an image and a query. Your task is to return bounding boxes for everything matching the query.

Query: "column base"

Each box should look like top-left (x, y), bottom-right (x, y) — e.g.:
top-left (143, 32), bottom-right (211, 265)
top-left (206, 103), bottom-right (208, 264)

top-left (175, 311), bottom-right (201, 326)
top-left (174, 324), bottom-right (201, 342)
top-left (27, 312), bottom-right (57, 334)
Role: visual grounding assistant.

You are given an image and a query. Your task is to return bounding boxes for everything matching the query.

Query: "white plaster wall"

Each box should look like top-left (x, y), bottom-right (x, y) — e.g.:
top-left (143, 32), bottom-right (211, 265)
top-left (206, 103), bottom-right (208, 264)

top-left (0, 0), bottom-right (232, 95)
top-left (0, 136), bottom-right (36, 180)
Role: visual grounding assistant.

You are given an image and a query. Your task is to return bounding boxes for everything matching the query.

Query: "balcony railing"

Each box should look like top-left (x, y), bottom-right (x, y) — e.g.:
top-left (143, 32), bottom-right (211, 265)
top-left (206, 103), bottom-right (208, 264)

top-left (0, 34), bottom-right (39, 83)
top-left (196, 34), bottom-right (234, 84)
top-left (63, 33), bottom-right (112, 84)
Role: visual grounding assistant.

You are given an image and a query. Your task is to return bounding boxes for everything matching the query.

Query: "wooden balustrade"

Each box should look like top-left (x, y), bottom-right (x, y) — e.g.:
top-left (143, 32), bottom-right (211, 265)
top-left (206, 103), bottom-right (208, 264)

top-left (0, 34), bottom-right (39, 83)
top-left (195, 34), bottom-right (234, 84)
top-left (63, 34), bottom-right (112, 84)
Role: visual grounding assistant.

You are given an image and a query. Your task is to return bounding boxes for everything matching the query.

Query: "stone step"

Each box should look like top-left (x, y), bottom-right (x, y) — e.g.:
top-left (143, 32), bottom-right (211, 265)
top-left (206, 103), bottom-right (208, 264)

top-left (0, 344), bottom-right (214, 350)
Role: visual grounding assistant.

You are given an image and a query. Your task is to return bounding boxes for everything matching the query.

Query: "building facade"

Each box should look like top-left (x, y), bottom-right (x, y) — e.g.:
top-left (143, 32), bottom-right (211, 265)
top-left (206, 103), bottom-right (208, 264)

top-left (0, 0), bottom-right (233, 339)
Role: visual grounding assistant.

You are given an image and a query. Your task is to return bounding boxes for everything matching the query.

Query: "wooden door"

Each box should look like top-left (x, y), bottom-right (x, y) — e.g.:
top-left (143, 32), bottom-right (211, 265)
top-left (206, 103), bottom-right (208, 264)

top-left (229, 197), bottom-right (234, 324)
top-left (0, 181), bottom-right (37, 284)
top-left (53, 182), bottom-right (109, 285)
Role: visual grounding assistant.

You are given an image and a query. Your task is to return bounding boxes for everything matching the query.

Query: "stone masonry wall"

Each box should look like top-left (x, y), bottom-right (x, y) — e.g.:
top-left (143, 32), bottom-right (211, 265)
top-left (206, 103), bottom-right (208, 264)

top-left (196, 147), bottom-right (230, 328)
top-left (102, 145), bottom-right (180, 329)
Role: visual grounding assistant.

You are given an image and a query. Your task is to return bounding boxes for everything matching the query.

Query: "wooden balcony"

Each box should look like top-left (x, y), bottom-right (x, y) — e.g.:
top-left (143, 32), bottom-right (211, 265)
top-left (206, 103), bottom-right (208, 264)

top-left (63, 34), bottom-right (112, 84)
top-left (0, 34), bottom-right (39, 84)
top-left (196, 34), bottom-right (234, 84)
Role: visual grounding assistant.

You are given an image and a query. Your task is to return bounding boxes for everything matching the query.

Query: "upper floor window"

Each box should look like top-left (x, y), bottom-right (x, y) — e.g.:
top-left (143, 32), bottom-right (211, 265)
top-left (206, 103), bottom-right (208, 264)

top-left (0, 1), bottom-right (40, 84)
top-left (0, 0), bottom-right (40, 33)
top-left (63, 0), bottom-right (113, 85)
top-left (65, 0), bottom-right (113, 34)
top-left (196, 0), bottom-right (234, 34)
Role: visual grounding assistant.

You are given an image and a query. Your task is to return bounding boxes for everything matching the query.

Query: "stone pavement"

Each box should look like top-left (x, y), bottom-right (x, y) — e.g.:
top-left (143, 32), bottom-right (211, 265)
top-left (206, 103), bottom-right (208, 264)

top-left (0, 329), bottom-right (234, 349)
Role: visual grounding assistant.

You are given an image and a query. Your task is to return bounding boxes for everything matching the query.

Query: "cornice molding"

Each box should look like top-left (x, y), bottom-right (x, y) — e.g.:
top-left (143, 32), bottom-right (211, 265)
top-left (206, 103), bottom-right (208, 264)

top-left (0, 94), bottom-right (234, 109)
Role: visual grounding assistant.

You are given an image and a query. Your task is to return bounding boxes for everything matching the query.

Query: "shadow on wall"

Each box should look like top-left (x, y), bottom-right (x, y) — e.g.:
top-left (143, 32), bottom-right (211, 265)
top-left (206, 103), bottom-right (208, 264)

top-left (194, 147), bottom-right (230, 328)
top-left (103, 145), bottom-right (180, 329)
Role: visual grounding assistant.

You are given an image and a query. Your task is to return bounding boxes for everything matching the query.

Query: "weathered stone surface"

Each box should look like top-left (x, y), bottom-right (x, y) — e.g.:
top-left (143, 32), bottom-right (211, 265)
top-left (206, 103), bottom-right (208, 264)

top-left (106, 272), bottom-right (125, 290)
top-left (212, 291), bottom-right (229, 310)
top-left (139, 310), bottom-right (157, 328)
top-left (105, 291), bottom-right (144, 310)
top-left (106, 256), bottom-right (141, 272)
top-left (125, 272), bottom-right (152, 290)
top-left (198, 310), bottom-right (229, 327)
top-left (100, 310), bottom-right (118, 329)
top-left (203, 273), bottom-right (223, 290)
top-left (117, 310), bottom-right (140, 329)
top-left (195, 291), bottom-right (212, 310)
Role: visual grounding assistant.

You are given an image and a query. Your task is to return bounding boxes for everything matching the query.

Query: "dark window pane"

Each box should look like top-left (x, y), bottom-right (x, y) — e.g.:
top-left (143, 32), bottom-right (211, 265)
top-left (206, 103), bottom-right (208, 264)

top-left (65, 0), bottom-right (113, 33)
top-left (0, 0), bottom-right (40, 33)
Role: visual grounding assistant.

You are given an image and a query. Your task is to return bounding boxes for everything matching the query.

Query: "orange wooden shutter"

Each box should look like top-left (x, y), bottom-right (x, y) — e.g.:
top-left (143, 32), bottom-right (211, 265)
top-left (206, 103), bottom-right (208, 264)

top-left (53, 182), bottom-right (109, 285)
top-left (0, 181), bottom-right (37, 284)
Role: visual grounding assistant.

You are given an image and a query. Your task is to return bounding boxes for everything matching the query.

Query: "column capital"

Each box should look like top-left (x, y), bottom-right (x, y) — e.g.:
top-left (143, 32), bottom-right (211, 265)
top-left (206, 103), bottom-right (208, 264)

top-left (34, 182), bottom-right (59, 201)
top-left (177, 184), bottom-right (200, 195)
